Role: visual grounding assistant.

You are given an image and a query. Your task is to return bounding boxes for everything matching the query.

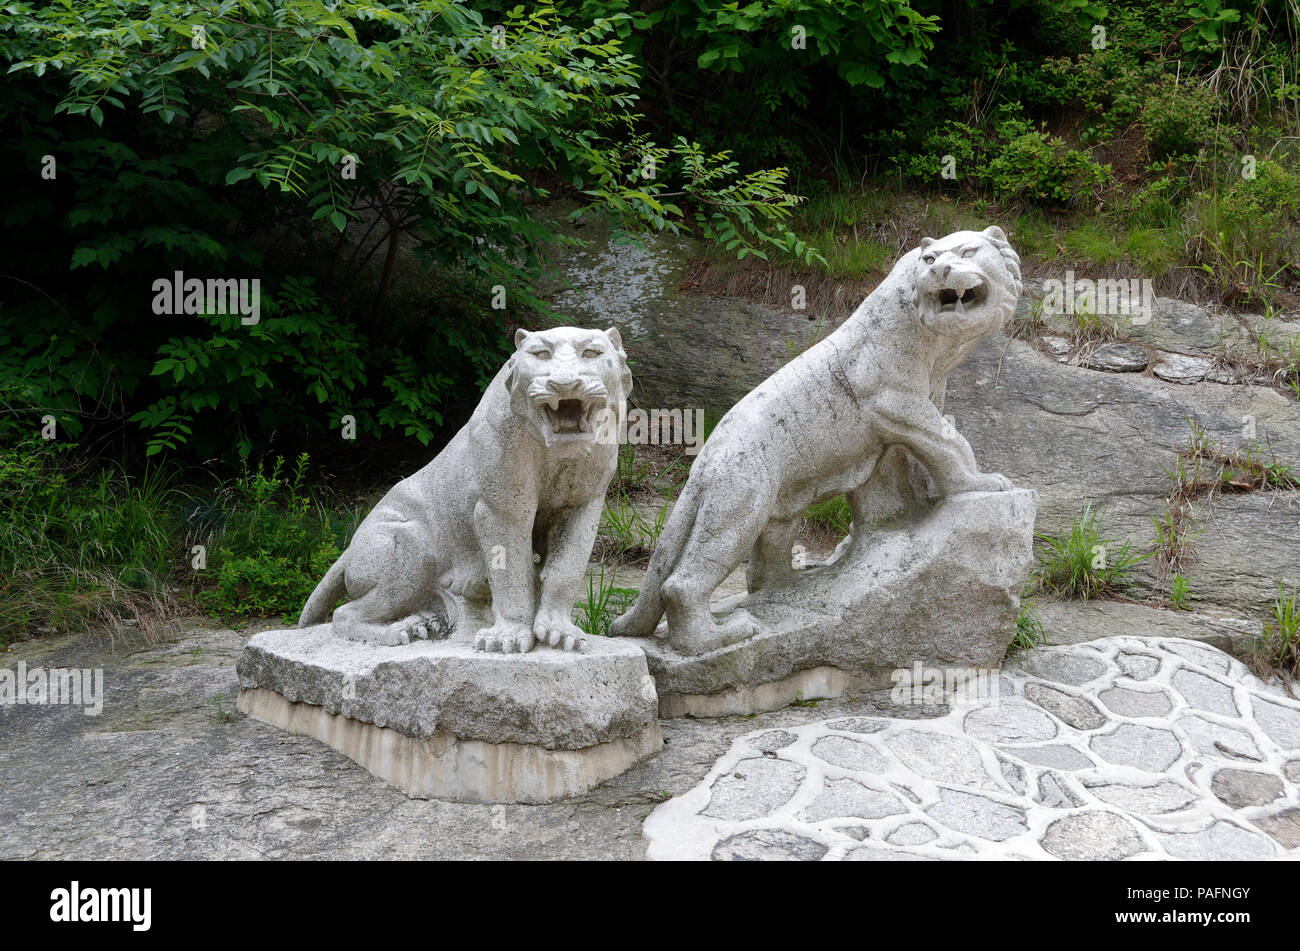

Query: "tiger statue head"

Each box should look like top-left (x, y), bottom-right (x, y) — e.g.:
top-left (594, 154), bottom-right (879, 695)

top-left (910, 226), bottom-right (1023, 340)
top-left (505, 326), bottom-right (632, 454)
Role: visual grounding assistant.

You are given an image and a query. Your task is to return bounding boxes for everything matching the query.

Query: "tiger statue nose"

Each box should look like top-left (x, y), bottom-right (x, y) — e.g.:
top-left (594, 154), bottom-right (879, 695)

top-left (546, 375), bottom-right (583, 397)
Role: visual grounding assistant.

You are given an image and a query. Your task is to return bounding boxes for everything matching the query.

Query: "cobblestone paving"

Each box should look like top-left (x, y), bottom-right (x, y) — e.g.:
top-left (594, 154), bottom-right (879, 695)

top-left (644, 638), bottom-right (1300, 860)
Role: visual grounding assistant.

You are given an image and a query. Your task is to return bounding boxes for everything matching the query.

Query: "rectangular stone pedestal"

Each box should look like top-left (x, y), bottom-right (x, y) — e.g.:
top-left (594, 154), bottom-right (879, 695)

top-left (237, 626), bottom-right (662, 803)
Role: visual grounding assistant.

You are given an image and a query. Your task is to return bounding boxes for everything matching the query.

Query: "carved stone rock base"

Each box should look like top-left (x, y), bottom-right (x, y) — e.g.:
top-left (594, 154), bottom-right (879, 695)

top-left (634, 489), bottom-right (1038, 718)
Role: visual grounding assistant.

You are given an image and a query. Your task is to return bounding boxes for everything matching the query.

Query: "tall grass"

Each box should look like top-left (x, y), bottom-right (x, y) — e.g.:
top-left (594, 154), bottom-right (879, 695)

top-left (0, 445), bottom-right (363, 643)
top-left (0, 440), bottom-right (190, 643)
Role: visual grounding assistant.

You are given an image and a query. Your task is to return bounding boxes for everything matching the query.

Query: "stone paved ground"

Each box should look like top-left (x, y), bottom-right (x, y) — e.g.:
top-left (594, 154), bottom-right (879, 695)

top-left (3, 621), bottom-right (1298, 860)
top-left (0, 619), bottom-right (940, 860)
top-left (644, 637), bottom-right (1300, 860)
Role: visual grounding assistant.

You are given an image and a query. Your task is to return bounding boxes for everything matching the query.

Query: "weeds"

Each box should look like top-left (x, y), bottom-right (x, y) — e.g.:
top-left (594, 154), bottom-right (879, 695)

top-left (599, 492), bottom-right (669, 561)
top-left (1066, 290), bottom-right (1127, 346)
top-left (614, 445), bottom-right (650, 490)
top-left (1169, 422), bottom-right (1300, 504)
top-left (1150, 503), bottom-right (1201, 590)
top-left (1249, 579), bottom-right (1300, 682)
top-left (1151, 420), bottom-right (1300, 609)
top-left (1009, 596), bottom-right (1047, 655)
top-left (1034, 504), bottom-right (1149, 600)
top-left (210, 692), bottom-right (238, 724)
top-left (1170, 573), bottom-right (1192, 611)
top-left (1189, 232), bottom-right (1287, 307)
top-left (1008, 296), bottom-right (1046, 341)
top-left (572, 565), bottom-right (639, 637)
top-left (1249, 314), bottom-right (1300, 398)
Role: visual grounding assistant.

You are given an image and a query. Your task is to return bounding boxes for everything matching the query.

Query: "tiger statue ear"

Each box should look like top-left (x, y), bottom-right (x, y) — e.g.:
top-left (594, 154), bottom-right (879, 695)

top-left (919, 236), bottom-right (935, 251)
top-left (504, 328), bottom-right (531, 394)
top-left (979, 226), bottom-right (1022, 296)
top-left (606, 327), bottom-right (632, 397)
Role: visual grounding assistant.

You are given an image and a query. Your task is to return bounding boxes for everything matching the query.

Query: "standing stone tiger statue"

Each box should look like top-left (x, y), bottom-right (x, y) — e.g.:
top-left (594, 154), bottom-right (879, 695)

top-left (610, 226), bottom-right (1023, 656)
top-left (299, 326), bottom-right (631, 653)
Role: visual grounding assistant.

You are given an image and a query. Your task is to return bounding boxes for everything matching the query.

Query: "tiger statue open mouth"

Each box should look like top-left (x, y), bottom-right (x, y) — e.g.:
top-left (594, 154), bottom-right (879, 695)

top-left (913, 231), bottom-right (1020, 339)
top-left (514, 334), bottom-right (624, 450)
top-left (533, 393), bottom-right (607, 442)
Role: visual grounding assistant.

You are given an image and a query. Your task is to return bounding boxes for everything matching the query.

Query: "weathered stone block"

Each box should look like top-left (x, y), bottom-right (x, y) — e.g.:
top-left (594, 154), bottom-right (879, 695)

top-left (237, 626), bottom-right (661, 802)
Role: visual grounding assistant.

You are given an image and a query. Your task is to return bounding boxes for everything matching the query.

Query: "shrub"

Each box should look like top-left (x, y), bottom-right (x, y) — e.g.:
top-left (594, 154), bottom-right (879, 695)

top-left (204, 547), bottom-right (339, 624)
top-left (0, 0), bottom-right (813, 465)
top-left (895, 114), bottom-right (1111, 208)
top-left (198, 454), bottom-right (360, 621)
top-left (985, 121), bottom-right (1113, 207)
top-left (1139, 77), bottom-right (1229, 160)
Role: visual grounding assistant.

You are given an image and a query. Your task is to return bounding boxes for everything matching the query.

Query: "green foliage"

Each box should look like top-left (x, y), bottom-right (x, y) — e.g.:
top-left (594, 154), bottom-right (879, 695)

top-left (205, 546), bottom-right (339, 623)
top-left (1034, 505), bottom-right (1149, 600)
top-left (0, 439), bottom-right (186, 642)
top-left (1180, 0), bottom-right (1244, 53)
top-left (0, 0), bottom-right (813, 464)
top-left (573, 565), bottom-right (638, 636)
top-left (0, 443), bottom-right (362, 638)
top-left (1190, 159), bottom-right (1300, 302)
top-left (1139, 77), bottom-right (1228, 161)
top-left (803, 496), bottom-right (852, 536)
top-left (493, 0), bottom-right (940, 103)
top-left (662, 0), bottom-right (939, 104)
top-left (987, 123), bottom-right (1112, 206)
top-left (199, 454), bottom-right (360, 621)
top-left (579, 136), bottom-right (826, 265)
top-left (126, 276), bottom-right (465, 456)
top-left (894, 113), bottom-right (1111, 208)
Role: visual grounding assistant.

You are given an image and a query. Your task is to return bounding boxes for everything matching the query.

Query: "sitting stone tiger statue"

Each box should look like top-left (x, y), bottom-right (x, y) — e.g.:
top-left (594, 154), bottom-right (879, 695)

top-left (299, 326), bottom-right (631, 653)
top-left (610, 227), bottom-right (1023, 656)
